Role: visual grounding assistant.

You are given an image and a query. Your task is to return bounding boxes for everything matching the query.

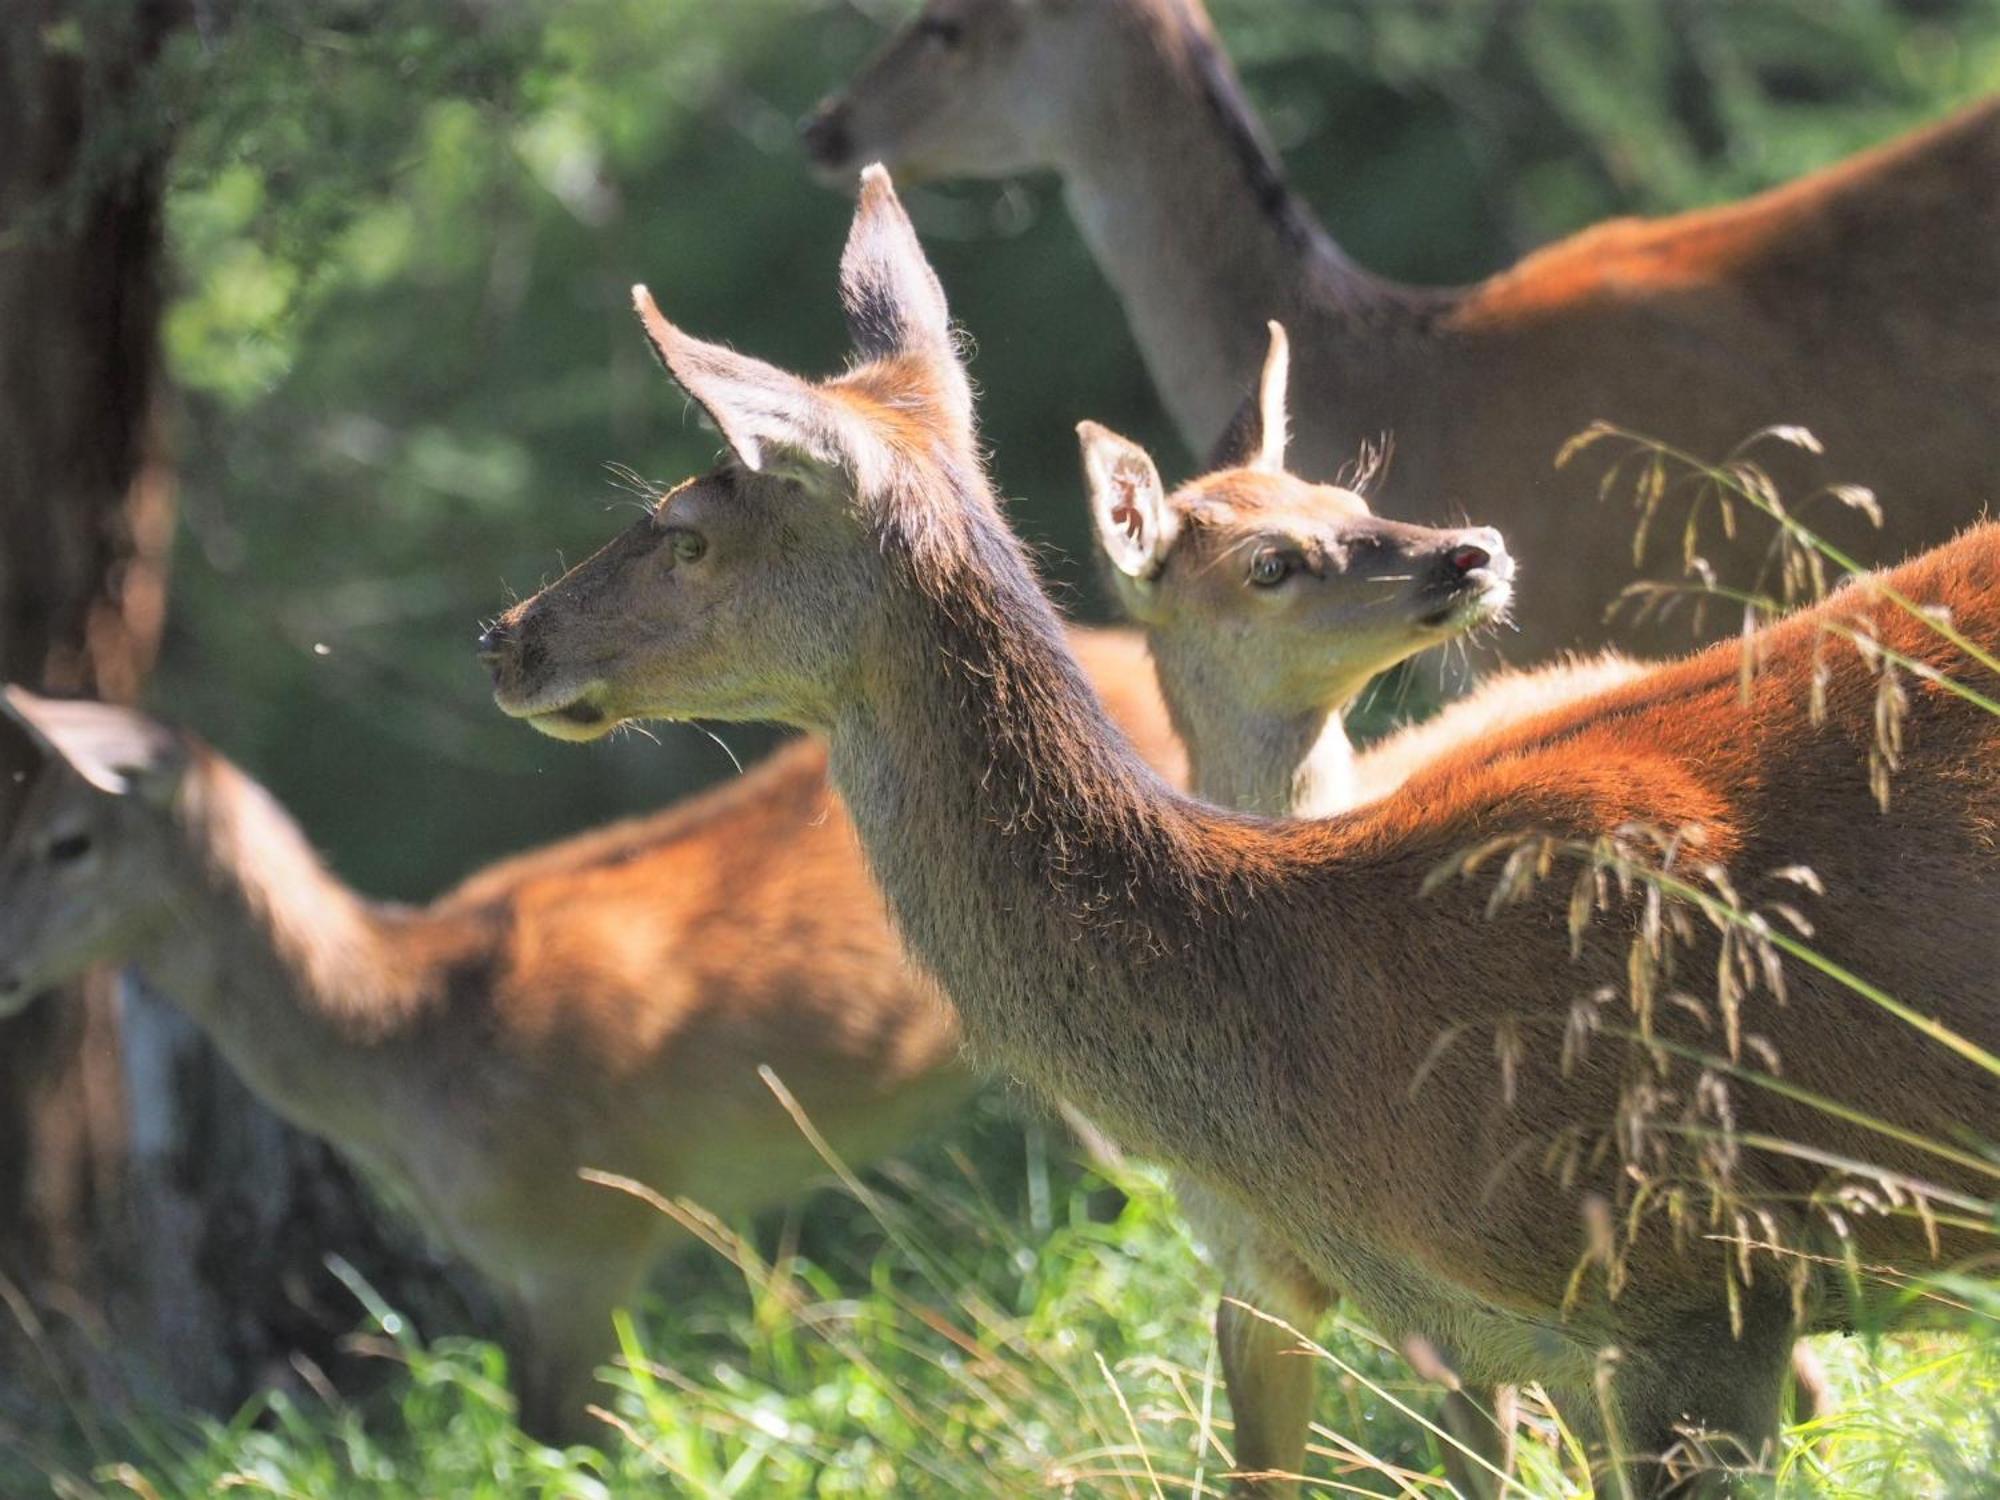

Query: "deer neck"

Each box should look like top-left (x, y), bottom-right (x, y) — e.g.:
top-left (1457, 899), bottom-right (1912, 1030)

top-left (1052, 1), bottom-right (1391, 458)
top-left (138, 752), bottom-right (415, 1148)
top-left (1172, 688), bottom-right (1357, 821)
top-left (825, 487), bottom-right (1289, 1161)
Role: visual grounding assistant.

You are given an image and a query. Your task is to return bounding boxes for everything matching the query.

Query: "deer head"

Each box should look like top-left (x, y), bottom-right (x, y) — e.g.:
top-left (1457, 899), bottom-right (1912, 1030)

top-left (802, 0), bottom-right (1118, 185)
top-left (1081, 322), bottom-right (1514, 725)
top-left (483, 167), bottom-right (986, 740)
top-left (0, 688), bottom-right (189, 1013)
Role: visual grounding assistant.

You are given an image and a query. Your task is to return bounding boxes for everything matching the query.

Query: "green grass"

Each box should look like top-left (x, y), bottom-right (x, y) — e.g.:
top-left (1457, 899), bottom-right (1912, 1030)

top-left (9, 1106), bottom-right (1993, 1498)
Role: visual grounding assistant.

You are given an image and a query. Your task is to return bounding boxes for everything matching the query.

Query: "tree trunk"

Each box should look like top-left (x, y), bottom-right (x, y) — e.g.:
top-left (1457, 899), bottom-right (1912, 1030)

top-left (0, 0), bottom-right (475, 1430)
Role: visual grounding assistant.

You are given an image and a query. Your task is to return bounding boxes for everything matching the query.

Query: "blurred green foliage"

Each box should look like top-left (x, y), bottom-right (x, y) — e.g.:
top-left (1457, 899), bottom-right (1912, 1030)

top-left (147, 0), bottom-right (2000, 899)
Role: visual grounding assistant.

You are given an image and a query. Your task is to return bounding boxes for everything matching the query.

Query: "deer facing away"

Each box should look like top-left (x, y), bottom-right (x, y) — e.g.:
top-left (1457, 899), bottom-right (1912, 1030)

top-left (486, 171), bottom-right (1998, 1491)
top-left (805, 0), bottom-right (2000, 660)
top-left (0, 627), bottom-right (1179, 1446)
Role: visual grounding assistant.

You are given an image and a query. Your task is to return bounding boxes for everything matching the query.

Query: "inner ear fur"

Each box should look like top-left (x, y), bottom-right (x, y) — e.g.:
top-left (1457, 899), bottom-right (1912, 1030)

top-left (841, 165), bottom-right (954, 361)
top-left (1078, 420), bottom-right (1177, 582)
top-left (838, 165), bottom-right (975, 440)
top-left (631, 285), bottom-right (838, 475)
top-left (0, 686), bottom-right (184, 799)
top-left (631, 167), bottom-right (974, 473)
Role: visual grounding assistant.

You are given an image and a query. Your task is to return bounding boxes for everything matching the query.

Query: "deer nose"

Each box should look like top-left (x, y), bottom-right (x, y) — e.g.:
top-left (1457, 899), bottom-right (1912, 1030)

top-left (800, 101), bottom-right (852, 169)
top-left (1445, 527), bottom-right (1508, 578)
top-left (476, 621), bottom-right (513, 665)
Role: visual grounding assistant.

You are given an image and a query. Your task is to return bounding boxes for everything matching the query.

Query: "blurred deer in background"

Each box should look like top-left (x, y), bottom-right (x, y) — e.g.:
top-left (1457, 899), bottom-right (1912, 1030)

top-left (487, 172), bottom-right (1998, 1492)
top-left (805, 0), bottom-right (2000, 659)
top-left (0, 628), bottom-right (1178, 1446)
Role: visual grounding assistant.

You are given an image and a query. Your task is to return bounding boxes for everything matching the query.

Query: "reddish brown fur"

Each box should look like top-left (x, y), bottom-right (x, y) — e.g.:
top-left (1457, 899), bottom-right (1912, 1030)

top-left (1257, 534), bottom-right (2000, 1330)
top-left (1084, 367), bottom-right (1526, 1495)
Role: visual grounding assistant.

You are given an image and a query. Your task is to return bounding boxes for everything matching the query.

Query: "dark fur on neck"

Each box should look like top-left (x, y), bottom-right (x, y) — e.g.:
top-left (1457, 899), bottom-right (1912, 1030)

top-left (887, 449), bottom-right (1217, 916)
top-left (833, 447), bottom-right (1292, 1145)
top-left (1167, 4), bottom-right (1321, 257)
top-left (1131, 0), bottom-right (1444, 319)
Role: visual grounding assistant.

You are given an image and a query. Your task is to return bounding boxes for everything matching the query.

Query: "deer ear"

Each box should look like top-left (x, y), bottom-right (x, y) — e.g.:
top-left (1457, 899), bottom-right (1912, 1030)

top-left (1207, 320), bottom-right (1290, 473)
top-left (1078, 421), bottom-right (1177, 582)
top-left (631, 286), bottom-right (836, 475)
top-left (0, 687), bottom-right (184, 800)
top-left (841, 166), bottom-right (952, 359)
top-left (839, 165), bottom-right (974, 436)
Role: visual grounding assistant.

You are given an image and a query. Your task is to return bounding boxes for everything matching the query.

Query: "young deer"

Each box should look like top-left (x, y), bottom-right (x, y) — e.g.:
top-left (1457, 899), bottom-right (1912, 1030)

top-left (804, 0), bottom-right (2000, 659)
top-left (1083, 321), bottom-right (1514, 822)
top-left (1082, 325), bottom-right (1827, 1494)
top-left (0, 625), bottom-right (1181, 1447)
top-left (486, 173), bottom-right (1998, 1492)
top-left (1084, 318), bottom-right (1521, 1492)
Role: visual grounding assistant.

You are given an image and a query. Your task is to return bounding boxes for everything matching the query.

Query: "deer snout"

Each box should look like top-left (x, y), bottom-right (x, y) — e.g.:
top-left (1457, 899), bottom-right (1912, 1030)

top-left (476, 613), bottom-right (544, 695)
top-left (479, 606), bottom-right (612, 736)
top-left (1441, 527), bottom-right (1511, 583)
top-left (800, 100), bottom-right (854, 173)
top-left (1418, 526), bottom-right (1512, 629)
top-left (476, 621), bottom-right (510, 664)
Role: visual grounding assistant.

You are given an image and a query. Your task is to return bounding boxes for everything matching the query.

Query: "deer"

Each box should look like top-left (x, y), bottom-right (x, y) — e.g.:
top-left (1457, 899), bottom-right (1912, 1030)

top-left (484, 171), bottom-right (1998, 1493)
top-left (1079, 323), bottom-right (1831, 1493)
top-left (1082, 316), bottom-right (1519, 1492)
top-left (0, 624), bottom-right (1183, 1448)
top-left (802, 0), bottom-right (2000, 661)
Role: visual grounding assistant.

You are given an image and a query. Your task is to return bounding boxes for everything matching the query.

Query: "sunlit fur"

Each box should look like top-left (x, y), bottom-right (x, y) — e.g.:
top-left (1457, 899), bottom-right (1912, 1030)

top-left (0, 627), bottom-right (1181, 1445)
top-left (492, 173), bottom-right (1997, 1491)
top-left (1353, 652), bottom-right (1647, 805)
top-left (809, 0), bottom-right (2000, 660)
top-left (1088, 356), bottom-right (1829, 1491)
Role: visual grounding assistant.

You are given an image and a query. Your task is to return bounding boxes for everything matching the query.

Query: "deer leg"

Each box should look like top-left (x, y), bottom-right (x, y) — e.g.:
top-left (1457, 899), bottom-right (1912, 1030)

top-left (1214, 1264), bottom-right (1332, 1497)
top-left (1603, 1293), bottom-right (1797, 1497)
top-left (1437, 1381), bottom-right (1516, 1499)
top-left (1781, 1339), bottom-right (1833, 1468)
top-left (502, 1264), bottom-right (635, 1449)
top-left (1788, 1341), bottom-right (1831, 1426)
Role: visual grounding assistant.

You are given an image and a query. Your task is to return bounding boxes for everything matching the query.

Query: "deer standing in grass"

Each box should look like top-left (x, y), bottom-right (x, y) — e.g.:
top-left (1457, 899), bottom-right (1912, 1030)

top-left (1083, 318), bottom-right (1523, 1492)
top-left (487, 173), bottom-right (1998, 1492)
top-left (804, 0), bottom-right (2000, 659)
top-left (0, 628), bottom-right (1179, 1446)
top-left (1079, 326), bottom-right (1847, 1493)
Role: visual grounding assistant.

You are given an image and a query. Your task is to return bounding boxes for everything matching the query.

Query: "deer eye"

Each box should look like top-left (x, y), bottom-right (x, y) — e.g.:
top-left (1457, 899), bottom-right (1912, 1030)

top-left (917, 14), bottom-right (965, 46)
top-left (668, 529), bottom-right (707, 564)
top-left (47, 832), bottom-right (92, 863)
top-left (1248, 549), bottom-right (1297, 588)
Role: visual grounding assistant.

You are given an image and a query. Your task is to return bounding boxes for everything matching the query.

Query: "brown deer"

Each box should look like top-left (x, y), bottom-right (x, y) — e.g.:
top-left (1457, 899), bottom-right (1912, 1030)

top-left (803, 0), bottom-right (2000, 660)
top-left (485, 172), bottom-right (1998, 1492)
top-left (0, 625), bottom-right (1179, 1447)
top-left (1080, 324), bottom-right (1834, 1493)
top-left (1083, 317), bottom-right (1521, 1492)
top-left (1083, 321), bottom-right (1515, 820)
